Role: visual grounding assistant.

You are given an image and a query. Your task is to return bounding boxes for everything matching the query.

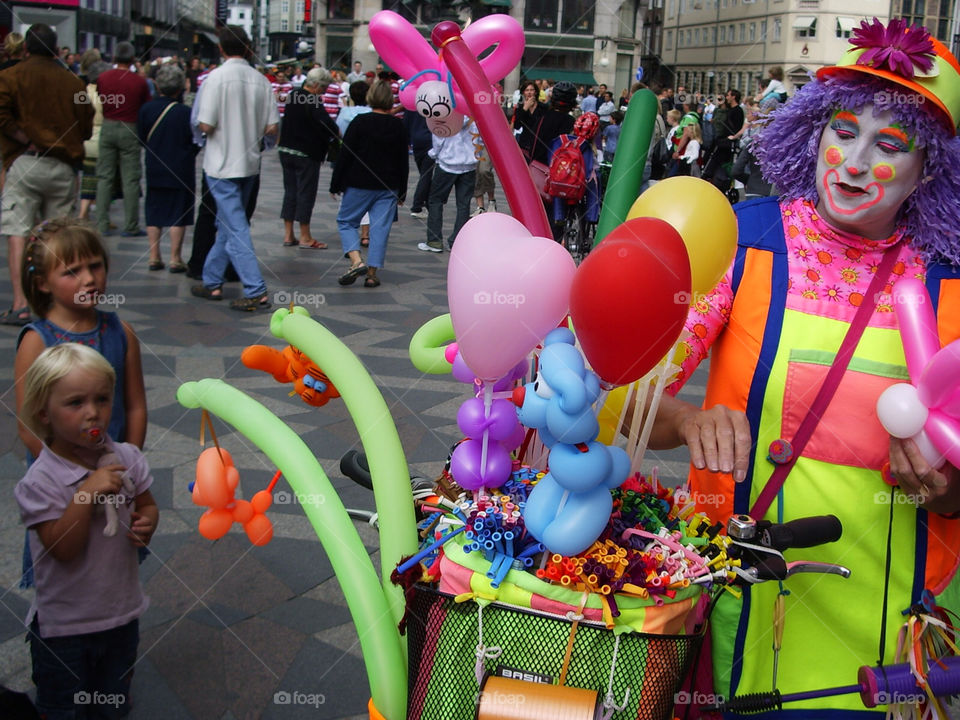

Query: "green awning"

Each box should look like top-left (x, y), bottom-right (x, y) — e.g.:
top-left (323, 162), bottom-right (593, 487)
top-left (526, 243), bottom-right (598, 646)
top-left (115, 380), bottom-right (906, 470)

top-left (481, 0), bottom-right (512, 6)
top-left (521, 68), bottom-right (597, 86)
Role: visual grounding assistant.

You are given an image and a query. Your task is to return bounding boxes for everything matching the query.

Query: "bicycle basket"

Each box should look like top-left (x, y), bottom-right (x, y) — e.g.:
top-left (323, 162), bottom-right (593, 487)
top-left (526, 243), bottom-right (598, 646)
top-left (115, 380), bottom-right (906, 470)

top-left (406, 585), bottom-right (705, 720)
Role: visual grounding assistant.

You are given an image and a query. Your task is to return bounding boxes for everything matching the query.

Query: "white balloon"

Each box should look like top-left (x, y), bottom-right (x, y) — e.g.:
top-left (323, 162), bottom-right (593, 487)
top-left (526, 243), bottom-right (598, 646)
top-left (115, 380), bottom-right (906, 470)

top-left (877, 383), bottom-right (928, 439)
top-left (911, 428), bottom-right (947, 469)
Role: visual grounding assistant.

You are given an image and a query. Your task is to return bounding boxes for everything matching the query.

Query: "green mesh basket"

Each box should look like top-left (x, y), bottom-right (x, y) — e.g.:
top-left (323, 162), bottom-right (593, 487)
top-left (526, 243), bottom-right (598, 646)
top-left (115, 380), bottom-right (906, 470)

top-left (405, 585), bottom-right (705, 720)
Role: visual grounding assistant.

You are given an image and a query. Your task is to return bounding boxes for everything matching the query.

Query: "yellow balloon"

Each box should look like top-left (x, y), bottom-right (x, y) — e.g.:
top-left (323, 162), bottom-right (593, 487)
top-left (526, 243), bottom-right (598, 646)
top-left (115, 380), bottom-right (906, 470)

top-left (627, 177), bottom-right (738, 298)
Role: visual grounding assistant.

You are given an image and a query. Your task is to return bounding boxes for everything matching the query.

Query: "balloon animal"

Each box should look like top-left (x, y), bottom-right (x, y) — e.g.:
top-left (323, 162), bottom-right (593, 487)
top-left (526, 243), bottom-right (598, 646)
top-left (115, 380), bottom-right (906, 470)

top-left (191, 447), bottom-right (274, 546)
top-left (876, 278), bottom-right (960, 469)
top-left (242, 343), bottom-right (340, 406)
top-left (511, 328), bottom-right (630, 556)
top-left (407, 71), bottom-right (465, 138)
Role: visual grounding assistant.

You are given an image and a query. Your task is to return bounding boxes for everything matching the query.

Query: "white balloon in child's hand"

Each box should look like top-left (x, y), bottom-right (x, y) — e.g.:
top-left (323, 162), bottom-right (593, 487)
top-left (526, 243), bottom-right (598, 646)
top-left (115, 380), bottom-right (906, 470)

top-left (96, 451), bottom-right (135, 537)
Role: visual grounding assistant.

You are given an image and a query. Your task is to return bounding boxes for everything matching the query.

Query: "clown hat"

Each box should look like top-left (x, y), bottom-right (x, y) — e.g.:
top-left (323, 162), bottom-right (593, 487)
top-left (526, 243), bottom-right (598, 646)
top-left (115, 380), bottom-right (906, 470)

top-left (817, 17), bottom-right (960, 134)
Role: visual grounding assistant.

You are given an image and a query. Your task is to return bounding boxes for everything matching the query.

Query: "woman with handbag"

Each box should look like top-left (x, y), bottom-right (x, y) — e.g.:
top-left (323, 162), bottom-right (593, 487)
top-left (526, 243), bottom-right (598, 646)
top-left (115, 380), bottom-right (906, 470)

top-left (138, 63), bottom-right (198, 273)
top-left (634, 18), bottom-right (960, 716)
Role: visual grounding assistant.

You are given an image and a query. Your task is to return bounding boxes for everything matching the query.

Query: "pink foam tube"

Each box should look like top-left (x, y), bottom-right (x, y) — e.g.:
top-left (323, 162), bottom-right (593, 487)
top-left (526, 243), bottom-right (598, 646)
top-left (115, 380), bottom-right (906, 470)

top-left (430, 21), bottom-right (551, 239)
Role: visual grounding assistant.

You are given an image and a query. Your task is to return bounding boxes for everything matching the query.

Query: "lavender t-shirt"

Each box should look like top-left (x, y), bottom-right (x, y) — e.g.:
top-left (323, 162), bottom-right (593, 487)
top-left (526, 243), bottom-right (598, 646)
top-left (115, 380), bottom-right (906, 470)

top-left (15, 439), bottom-right (152, 638)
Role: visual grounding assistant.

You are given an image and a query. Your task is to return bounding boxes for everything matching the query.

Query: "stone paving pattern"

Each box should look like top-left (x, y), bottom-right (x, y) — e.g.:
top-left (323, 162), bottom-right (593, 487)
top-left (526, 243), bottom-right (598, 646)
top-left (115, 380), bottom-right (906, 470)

top-left (0, 151), bottom-right (700, 719)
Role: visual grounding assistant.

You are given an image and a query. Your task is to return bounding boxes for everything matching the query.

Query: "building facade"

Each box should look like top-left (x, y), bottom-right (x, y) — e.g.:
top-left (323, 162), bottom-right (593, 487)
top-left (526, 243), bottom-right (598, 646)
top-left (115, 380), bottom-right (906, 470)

top-left (311, 0), bottom-right (648, 95)
top-left (662, 0), bottom-right (957, 99)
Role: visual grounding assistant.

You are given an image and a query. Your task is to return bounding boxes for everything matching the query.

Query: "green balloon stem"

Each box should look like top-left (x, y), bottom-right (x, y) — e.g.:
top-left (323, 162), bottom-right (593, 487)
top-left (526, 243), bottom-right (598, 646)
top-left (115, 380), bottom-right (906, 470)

top-left (595, 89), bottom-right (659, 244)
top-left (176, 379), bottom-right (408, 720)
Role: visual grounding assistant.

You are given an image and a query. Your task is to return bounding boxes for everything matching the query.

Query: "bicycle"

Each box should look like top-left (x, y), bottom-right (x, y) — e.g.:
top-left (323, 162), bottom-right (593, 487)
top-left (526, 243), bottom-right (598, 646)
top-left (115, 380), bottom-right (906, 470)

top-left (558, 198), bottom-right (594, 265)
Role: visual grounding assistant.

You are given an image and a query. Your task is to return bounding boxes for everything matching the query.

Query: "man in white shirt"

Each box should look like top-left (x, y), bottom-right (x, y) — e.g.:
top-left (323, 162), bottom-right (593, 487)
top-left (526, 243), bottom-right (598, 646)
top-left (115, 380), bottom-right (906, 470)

top-left (346, 60), bottom-right (364, 83)
top-left (417, 117), bottom-right (478, 253)
top-left (192, 25), bottom-right (279, 312)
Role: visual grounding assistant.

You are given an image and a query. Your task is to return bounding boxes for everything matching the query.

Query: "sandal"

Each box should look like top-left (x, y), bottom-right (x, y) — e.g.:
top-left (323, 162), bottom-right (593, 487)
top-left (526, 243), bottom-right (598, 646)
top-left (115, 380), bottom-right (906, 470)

top-left (168, 261), bottom-right (187, 274)
top-left (230, 295), bottom-right (272, 312)
top-left (300, 240), bottom-right (328, 249)
top-left (191, 285), bottom-right (223, 301)
top-left (0, 306), bottom-right (30, 326)
top-left (364, 275), bottom-right (380, 288)
top-left (282, 239), bottom-right (299, 247)
top-left (338, 263), bottom-right (367, 286)
top-left (149, 260), bottom-right (165, 271)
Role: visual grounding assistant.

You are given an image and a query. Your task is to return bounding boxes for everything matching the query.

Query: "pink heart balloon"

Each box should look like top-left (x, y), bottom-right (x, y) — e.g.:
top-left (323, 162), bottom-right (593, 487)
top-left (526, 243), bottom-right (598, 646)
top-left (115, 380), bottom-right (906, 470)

top-left (448, 212), bottom-right (576, 382)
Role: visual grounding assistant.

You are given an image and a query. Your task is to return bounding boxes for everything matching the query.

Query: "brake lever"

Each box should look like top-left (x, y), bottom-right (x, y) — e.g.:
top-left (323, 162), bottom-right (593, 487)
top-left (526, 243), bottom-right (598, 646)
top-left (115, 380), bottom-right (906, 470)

top-left (784, 561), bottom-right (850, 579)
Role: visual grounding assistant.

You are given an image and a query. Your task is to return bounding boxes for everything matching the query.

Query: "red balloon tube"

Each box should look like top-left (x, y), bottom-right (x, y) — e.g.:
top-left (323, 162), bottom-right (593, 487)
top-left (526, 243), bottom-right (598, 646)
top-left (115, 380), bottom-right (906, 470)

top-left (431, 21), bottom-right (552, 239)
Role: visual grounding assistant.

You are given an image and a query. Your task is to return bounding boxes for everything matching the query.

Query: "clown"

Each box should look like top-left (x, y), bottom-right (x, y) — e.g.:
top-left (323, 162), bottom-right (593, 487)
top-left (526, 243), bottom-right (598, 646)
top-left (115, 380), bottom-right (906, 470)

top-left (645, 18), bottom-right (960, 716)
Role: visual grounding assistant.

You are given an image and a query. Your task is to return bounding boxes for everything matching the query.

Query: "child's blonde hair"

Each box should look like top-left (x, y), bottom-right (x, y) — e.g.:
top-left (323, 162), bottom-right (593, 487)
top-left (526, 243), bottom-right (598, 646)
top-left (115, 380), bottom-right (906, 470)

top-left (666, 109), bottom-right (681, 124)
top-left (21, 218), bottom-right (109, 318)
top-left (684, 123), bottom-right (703, 142)
top-left (21, 343), bottom-right (116, 445)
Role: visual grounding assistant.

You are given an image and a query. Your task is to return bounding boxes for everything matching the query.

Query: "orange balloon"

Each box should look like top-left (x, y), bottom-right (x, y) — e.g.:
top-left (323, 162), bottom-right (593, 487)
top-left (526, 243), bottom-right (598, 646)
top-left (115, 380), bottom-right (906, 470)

top-left (198, 509), bottom-right (233, 540)
top-left (193, 447), bottom-right (235, 508)
top-left (250, 490), bottom-right (273, 514)
top-left (232, 499), bottom-right (254, 523)
top-left (244, 515), bottom-right (273, 546)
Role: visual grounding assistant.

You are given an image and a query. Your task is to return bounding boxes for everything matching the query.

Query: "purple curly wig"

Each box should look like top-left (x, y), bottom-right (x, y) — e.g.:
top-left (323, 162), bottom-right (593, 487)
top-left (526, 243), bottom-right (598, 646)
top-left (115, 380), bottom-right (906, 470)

top-left (755, 72), bottom-right (960, 266)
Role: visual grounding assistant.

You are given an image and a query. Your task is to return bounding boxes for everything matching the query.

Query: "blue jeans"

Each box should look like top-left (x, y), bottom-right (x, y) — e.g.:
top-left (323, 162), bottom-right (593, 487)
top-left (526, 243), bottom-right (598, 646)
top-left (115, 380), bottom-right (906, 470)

top-left (337, 187), bottom-right (398, 269)
top-left (427, 166), bottom-right (476, 248)
top-left (30, 617), bottom-right (138, 720)
top-left (203, 174), bottom-right (267, 298)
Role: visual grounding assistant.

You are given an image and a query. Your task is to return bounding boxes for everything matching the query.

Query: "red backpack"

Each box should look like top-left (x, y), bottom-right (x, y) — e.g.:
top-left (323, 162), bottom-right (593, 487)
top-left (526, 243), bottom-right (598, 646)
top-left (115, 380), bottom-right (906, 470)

top-left (544, 136), bottom-right (586, 202)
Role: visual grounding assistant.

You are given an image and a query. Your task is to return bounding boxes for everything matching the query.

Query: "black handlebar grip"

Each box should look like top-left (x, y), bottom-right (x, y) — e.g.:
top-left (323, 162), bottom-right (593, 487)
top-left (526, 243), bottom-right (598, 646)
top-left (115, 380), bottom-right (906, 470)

top-left (761, 515), bottom-right (842, 551)
top-left (339, 450), bottom-right (372, 490)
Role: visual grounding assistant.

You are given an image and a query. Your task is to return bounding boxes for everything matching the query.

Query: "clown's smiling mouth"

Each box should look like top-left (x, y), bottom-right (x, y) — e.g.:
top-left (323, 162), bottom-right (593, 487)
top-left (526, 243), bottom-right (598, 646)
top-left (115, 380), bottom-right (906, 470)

top-left (833, 181), bottom-right (868, 196)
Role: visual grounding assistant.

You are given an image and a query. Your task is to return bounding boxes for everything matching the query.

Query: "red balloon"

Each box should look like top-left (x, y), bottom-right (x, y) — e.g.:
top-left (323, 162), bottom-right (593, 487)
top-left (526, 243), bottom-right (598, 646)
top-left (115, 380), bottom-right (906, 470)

top-left (570, 217), bottom-right (691, 386)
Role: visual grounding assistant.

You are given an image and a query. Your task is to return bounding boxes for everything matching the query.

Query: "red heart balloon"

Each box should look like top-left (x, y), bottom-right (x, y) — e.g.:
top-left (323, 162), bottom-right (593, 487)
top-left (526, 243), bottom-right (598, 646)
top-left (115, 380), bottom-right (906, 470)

top-left (570, 217), bottom-right (691, 386)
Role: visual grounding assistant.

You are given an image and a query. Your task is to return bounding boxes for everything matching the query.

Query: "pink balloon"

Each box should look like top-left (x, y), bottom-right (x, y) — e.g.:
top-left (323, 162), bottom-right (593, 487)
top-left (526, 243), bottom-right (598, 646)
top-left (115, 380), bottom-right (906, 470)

top-left (431, 20), bottom-right (551, 238)
top-left (918, 338), bottom-right (960, 410)
top-left (912, 428), bottom-right (948, 469)
top-left (924, 410), bottom-right (960, 469)
top-left (369, 11), bottom-right (523, 113)
top-left (894, 278), bottom-right (941, 381)
top-left (448, 213), bottom-right (576, 381)
top-left (449, 438), bottom-right (512, 490)
top-left (368, 11), bottom-right (437, 90)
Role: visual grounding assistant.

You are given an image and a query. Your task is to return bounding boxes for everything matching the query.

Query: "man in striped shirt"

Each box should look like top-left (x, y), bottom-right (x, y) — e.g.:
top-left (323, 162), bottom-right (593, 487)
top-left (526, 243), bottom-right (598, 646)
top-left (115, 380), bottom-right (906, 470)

top-left (322, 78), bottom-right (341, 119)
top-left (272, 69), bottom-right (293, 118)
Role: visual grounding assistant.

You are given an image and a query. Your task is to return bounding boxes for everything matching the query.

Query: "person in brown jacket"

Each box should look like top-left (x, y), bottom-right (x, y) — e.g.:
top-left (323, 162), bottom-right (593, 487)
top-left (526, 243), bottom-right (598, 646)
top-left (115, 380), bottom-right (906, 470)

top-left (0, 23), bottom-right (94, 325)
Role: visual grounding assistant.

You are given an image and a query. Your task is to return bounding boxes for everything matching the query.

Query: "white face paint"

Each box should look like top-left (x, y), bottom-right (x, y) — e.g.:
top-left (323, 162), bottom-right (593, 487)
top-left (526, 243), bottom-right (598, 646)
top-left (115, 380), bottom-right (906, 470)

top-left (416, 80), bottom-right (464, 137)
top-left (814, 105), bottom-right (925, 240)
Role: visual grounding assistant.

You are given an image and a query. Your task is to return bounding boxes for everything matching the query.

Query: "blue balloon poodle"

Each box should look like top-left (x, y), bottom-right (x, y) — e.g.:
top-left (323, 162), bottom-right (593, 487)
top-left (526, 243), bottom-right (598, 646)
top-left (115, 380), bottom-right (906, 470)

top-left (512, 328), bottom-right (630, 556)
